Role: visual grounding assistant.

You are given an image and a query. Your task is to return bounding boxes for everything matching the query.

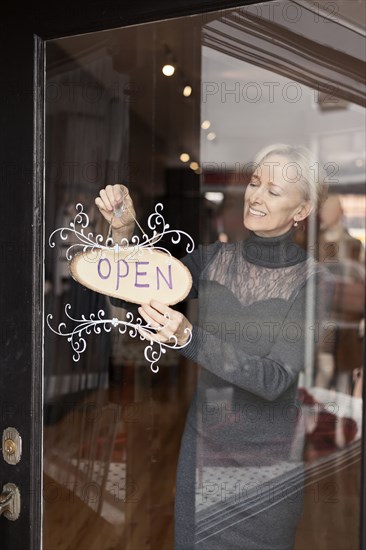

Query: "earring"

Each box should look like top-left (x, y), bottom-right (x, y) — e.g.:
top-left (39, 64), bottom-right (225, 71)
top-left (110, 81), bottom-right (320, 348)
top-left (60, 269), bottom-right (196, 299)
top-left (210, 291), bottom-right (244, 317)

top-left (293, 220), bottom-right (298, 227)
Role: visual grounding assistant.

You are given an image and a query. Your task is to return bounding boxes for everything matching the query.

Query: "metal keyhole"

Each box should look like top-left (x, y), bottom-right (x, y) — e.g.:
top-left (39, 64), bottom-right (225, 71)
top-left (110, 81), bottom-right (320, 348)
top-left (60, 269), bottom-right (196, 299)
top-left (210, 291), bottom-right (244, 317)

top-left (2, 428), bottom-right (22, 465)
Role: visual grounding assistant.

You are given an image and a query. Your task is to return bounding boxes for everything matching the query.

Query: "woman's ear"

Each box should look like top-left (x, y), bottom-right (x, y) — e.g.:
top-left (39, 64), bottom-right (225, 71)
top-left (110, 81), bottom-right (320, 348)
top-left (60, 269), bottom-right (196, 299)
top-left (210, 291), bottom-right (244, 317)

top-left (295, 201), bottom-right (313, 223)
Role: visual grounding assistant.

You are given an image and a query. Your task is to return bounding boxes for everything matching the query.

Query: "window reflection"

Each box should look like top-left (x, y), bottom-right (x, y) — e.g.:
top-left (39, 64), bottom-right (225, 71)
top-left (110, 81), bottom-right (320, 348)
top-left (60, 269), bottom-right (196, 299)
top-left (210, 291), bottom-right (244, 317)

top-left (316, 193), bottom-right (365, 395)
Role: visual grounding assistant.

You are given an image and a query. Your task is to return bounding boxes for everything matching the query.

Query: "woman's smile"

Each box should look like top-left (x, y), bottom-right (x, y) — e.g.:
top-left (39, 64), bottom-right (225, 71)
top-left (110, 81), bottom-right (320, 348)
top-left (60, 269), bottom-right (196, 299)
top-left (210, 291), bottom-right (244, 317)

top-left (248, 206), bottom-right (266, 217)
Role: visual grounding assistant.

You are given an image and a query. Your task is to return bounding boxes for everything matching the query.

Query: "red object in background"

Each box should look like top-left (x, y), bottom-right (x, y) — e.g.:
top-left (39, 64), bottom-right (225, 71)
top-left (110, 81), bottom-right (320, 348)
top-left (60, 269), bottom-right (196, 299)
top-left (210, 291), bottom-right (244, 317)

top-left (297, 387), bottom-right (358, 461)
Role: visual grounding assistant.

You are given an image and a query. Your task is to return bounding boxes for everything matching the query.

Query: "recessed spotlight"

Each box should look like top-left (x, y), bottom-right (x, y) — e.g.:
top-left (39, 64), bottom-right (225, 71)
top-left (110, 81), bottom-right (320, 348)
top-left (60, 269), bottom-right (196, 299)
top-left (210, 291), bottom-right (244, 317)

top-left (205, 192), bottom-right (224, 203)
top-left (207, 132), bottom-right (216, 141)
top-left (162, 64), bottom-right (175, 76)
top-left (190, 162), bottom-right (199, 170)
top-left (355, 158), bottom-right (364, 167)
top-left (183, 85), bottom-right (192, 97)
top-left (180, 153), bottom-right (190, 162)
top-left (201, 120), bottom-right (211, 130)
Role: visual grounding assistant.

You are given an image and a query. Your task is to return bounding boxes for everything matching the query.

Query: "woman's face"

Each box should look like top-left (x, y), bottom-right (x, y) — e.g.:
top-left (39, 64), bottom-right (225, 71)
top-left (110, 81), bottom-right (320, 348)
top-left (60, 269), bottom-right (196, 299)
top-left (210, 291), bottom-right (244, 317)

top-left (243, 154), bottom-right (312, 237)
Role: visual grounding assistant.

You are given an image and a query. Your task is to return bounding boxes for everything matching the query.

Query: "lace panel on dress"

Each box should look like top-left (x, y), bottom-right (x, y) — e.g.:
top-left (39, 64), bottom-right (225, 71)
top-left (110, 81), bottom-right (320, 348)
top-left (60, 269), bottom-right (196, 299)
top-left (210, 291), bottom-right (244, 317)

top-left (201, 242), bottom-right (319, 306)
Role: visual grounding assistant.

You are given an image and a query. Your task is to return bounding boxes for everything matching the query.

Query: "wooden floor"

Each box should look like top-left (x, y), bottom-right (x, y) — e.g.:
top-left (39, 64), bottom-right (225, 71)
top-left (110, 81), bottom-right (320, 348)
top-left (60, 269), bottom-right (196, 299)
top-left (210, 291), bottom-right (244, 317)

top-left (42, 362), bottom-right (362, 550)
top-left (294, 458), bottom-right (361, 550)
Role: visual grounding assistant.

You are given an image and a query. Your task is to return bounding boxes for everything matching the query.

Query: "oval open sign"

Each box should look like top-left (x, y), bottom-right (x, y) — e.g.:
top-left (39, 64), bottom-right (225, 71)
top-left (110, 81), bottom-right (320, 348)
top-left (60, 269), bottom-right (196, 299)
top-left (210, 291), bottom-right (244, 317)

top-left (69, 246), bottom-right (192, 306)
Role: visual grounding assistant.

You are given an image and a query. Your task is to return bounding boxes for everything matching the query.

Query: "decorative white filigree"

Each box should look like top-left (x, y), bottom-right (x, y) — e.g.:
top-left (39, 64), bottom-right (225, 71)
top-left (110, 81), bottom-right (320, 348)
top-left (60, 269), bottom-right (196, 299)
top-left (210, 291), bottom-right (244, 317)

top-left (47, 202), bottom-right (195, 371)
top-left (48, 202), bottom-right (195, 260)
top-left (47, 305), bottom-right (192, 373)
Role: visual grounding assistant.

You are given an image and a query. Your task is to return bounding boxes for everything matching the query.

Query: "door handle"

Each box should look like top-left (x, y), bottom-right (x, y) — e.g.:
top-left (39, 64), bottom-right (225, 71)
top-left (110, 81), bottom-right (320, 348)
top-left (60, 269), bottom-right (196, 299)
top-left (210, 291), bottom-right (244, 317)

top-left (0, 483), bottom-right (21, 520)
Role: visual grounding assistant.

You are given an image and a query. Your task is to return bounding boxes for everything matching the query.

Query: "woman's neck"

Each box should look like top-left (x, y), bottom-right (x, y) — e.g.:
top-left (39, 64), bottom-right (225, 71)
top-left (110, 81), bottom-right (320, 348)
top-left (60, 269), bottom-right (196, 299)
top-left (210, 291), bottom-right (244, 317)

top-left (242, 226), bottom-right (307, 268)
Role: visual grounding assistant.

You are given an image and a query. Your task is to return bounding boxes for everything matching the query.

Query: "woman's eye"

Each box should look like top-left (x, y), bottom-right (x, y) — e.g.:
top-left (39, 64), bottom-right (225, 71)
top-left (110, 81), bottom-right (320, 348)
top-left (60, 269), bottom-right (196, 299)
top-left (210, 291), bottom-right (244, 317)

top-left (269, 191), bottom-right (279, 196)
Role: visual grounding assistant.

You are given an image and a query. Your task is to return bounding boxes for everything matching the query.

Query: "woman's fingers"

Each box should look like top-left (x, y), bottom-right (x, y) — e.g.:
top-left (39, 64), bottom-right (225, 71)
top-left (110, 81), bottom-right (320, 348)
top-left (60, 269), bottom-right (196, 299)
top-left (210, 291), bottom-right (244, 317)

top-left (139, 303), bottom-right (173, 327)
top-left (98, 188), bottom-right (113, 212)
top-left (105, 184), bottom-right (125, 207)
top-left (137, 309), bottom-right (170, 343)
top-left (95, 183), bottom-right (136, 232)
top-left (137, 326), bottom-right (168, 344)
top-left (94, 196), bottom-right (106, 213)
top-left (137, 300), bottom-right (192, 347)
top-left (138, 305), bottom-right (172, 332)
top-left (138, 302), bottom-right (178, 344)
top-left (96, 184), bottom-right (130, 213)
top-left (149, 300), bottom-right (173, 316)
top-left (105, 185), bottom-right (117, 208)
top-left (95, 193), bottom-right (123, 228)
top-left (95, 196), bottom-right (115, 226)
top-left (138, 306), bottom-right (159, 328)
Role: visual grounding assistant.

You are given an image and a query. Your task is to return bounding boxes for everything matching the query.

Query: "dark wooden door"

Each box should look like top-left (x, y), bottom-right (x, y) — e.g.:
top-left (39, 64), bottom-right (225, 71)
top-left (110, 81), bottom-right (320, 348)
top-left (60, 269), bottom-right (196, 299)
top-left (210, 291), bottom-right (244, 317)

top-left (0, 1), bottom-right (365, 549)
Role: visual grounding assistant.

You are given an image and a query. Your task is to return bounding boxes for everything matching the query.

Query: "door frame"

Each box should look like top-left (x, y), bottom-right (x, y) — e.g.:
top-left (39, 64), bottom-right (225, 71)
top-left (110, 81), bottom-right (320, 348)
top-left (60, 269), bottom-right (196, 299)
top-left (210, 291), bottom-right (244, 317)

top-left (0, 0), bottom-right (365, 548)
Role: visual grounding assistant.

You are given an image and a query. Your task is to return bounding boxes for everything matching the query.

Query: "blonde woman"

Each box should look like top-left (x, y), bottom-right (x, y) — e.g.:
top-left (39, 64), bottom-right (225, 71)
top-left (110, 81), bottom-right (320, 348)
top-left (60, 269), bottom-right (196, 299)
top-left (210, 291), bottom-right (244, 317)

top-left (96, 144), bottom-right (333, 550)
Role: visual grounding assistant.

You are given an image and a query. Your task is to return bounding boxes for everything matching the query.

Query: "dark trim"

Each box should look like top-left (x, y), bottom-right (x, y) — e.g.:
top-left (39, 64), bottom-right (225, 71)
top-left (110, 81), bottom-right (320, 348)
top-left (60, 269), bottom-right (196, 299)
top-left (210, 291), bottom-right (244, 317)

top-left (31, 33), bottom-right (45, 550)
top-left (4, 0), bottom-right (262, 40)
top-left (0, 29), bottom-right (35, 550)
top-left (361, 332), bottom-right (366, 550)
top-left (203, 10), bottom-right (365, 106)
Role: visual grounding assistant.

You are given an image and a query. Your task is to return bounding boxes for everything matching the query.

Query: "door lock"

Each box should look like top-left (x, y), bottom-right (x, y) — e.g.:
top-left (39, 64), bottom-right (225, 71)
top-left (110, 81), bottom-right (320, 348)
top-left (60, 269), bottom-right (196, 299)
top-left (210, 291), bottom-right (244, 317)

top-left (0, 483), bottom-right (21, 521)
top-left (2, 428), bottom-right (22, 465)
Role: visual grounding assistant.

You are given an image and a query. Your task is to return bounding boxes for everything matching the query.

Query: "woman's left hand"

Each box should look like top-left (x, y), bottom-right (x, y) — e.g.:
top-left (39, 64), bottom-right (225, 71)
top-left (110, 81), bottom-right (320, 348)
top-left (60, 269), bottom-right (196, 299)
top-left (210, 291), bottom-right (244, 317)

top-left (138, 300), bottom-right (192, 346)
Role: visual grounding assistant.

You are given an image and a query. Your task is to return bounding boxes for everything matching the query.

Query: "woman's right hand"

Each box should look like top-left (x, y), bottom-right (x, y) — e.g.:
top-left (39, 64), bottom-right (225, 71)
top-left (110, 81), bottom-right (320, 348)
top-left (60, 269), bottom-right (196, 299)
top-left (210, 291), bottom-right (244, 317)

top-left (95, 183), bottom-right (136, 238)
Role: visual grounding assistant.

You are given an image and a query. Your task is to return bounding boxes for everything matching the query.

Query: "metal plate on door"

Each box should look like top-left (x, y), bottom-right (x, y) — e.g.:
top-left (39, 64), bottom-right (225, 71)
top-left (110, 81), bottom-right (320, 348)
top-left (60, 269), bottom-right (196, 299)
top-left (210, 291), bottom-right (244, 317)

top-left (2, 428), bottom-right (22, 465)
top-left (0, 483), bottom-right (21, 521)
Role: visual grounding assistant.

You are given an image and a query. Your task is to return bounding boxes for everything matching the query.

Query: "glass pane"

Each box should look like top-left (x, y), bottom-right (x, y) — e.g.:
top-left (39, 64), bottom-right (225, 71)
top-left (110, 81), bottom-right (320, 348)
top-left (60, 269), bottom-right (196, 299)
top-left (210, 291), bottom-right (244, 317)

top-left (44, 2), bottom-right (365, 549)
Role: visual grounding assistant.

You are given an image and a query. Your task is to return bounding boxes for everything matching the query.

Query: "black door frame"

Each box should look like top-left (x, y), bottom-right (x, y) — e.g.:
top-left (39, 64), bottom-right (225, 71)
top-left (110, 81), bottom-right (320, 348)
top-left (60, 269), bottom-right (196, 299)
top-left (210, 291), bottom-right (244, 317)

top-left (0, 1), bottom-right (364, 548)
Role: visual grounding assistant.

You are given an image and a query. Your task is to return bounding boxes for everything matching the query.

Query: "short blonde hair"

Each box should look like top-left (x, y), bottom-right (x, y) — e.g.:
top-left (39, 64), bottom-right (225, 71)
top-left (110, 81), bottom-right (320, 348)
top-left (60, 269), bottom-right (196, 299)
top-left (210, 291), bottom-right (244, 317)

top-left (252, 143), bottom-right (328, 209)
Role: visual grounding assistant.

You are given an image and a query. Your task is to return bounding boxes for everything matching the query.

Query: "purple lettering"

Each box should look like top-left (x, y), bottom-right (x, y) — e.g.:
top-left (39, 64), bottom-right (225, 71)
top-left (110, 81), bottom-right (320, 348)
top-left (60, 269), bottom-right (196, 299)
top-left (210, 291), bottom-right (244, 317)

top-left (116, 259), bottom-right (129, 290)
top-left (156, 264), bottom-right (173, 290)
top-left (97, 258), bottom-right (111, 280)
top-left (135, 261), bottom-right (150, 288)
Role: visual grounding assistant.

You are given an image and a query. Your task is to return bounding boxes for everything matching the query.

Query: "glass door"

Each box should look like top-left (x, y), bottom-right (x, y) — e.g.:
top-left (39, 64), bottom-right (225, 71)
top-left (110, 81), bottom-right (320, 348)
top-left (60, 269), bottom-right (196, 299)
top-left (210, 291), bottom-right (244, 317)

top-left (44, 15), bottom-right (203, 550)
top-left (43, 2), bottom-right (365, 549)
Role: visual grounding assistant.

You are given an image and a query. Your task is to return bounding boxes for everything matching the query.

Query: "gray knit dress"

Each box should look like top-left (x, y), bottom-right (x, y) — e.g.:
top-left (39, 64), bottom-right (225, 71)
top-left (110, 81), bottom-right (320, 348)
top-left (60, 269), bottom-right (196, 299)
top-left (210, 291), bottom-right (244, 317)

top-left (174, 227), bottom-right (334, 550)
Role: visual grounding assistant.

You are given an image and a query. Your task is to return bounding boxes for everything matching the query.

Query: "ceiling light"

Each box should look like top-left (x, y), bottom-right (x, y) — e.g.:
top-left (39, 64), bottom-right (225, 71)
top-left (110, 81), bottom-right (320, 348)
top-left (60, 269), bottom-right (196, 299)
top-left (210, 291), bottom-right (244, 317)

top-left (180, 153), bottom-right (190, 162)
top-left (207, 132), bottom-right (216, 141)
top-left (201, 120), bottom-right (211, 130)
top-left (183, 85), bottom-right (192, 97)
top-left (162, 64), bottom-right (175, 76)
top-left (162, 44), bottom-right (176, 77)
top-left (205, 192), bottom-right (224, 203)
top-left (190, 162), bottom-right (199, 170)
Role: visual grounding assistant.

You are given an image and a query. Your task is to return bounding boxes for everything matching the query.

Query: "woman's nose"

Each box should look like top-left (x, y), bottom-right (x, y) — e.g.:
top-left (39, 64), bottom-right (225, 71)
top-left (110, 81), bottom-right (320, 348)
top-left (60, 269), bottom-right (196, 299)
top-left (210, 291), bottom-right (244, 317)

top-left (250, 186), bottom-right (263, 203)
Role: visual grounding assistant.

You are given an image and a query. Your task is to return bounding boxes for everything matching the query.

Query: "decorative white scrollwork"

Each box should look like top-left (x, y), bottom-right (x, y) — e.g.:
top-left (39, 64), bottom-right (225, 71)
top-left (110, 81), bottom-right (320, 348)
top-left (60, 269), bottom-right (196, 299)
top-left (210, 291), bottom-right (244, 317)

top-left (46, 305), bottom-right (192, 373)
top-left (47, 202), bottom-right (195, 372)
top-left (48, 202), bottom-right (195, 259)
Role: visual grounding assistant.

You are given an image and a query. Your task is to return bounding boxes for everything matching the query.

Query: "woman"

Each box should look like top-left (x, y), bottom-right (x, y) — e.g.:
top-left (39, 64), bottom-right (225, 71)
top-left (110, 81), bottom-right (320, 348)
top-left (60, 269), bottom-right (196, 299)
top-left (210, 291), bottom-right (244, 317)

top-left (95, 144), bottom-right (333, 550)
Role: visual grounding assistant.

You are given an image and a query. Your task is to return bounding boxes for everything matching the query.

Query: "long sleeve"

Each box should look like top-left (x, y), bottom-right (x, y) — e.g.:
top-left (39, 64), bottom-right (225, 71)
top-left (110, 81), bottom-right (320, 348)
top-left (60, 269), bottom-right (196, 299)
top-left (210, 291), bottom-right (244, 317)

top-left (180, 270), bottom-right (335, 401)
top-left (179, 241), bottom-right (221, 300)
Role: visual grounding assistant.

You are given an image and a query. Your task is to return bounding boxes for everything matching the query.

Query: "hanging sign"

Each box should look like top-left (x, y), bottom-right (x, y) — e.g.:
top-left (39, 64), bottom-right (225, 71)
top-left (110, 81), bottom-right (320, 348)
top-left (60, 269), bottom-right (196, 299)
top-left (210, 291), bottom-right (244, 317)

top-left (47, 202), bottom-right (195, 371)
top-left (69, 246), bottom-right (192, 306)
